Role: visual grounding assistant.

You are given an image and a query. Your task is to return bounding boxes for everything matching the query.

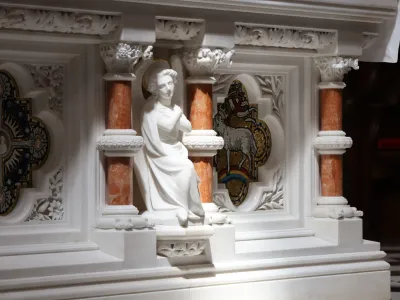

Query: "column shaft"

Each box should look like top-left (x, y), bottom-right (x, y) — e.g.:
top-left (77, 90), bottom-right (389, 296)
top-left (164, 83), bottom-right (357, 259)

top-left (106, 81), bottom-right (133, 206)
top-left (320, 155), bottom-right (343, 196)
top-left (187, 83), bottom-right (213, 203)
top-left (320, 89), bottom-right (342, 131)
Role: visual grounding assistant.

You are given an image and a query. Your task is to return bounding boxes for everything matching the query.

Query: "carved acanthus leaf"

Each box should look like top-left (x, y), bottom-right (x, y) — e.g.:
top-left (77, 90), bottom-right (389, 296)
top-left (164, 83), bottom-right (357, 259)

top-left (25, 167), bottom-right (63, 222)
top-left (0, 6), bottom-right (120, 35)
top-left (157, 240), bottom-right (206, 257)
top-left (26, 64), bottom-right (64, 116)
top-left (100, 43), bottom-right (153, 74)
top-left (255, 75), bottom-right (284, 126)
top-left (314, 56), bottom-right (359, 82)
top-left (156, 19), bottom-right (202, 41)
top-left (182, 48), bottom-right (235, 77)
top-left (235, 25), bottom-right (336, 50)
top-left (256, 168), bottom-right (284, 211)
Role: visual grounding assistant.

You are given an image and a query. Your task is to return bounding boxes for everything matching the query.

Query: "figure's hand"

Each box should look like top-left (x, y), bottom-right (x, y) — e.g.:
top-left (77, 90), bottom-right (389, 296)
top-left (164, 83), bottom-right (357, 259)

top-left (174, 105), bottom-right (182, 117)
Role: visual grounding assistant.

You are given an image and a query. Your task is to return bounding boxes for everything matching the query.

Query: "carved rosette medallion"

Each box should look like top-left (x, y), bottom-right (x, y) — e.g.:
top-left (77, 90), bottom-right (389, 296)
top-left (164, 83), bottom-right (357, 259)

top-left (214, 80), bottom-right (272, 206)
top-left (0, 71), bottom-right (50, 216)
top-left (182, 48), bottom-right (235, 78)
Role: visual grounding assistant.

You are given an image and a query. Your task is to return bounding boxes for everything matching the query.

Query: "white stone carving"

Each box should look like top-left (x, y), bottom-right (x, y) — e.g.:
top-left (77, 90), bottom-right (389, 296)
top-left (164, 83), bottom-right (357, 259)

top-left (255, 75), bottom-right (284, 125)
top-left (181, 48), bottom-right (235, 77)
top-left (26, 64), bottom-right (64, 116)
top-left (156, 19), bottom-right (202, 40)
top-left (0, 6), bottom-right (120, 35)
top-left (141, 63), bottom-right (205, 226)
top-left (314, 56), bottom-right (359, 83)
top-left (25, 167), bottom-right (63, 222)
top-left (313, 204), bottom-right (363, 219)
top-left (362, 32), bottom-right (379, 50)
top-left (235, 25), bottom-right (336, 50)
top-left (256, 168), bottom-right (284, 210)
top-left (100, 43), bottom-right (153, 77)
top-left (182, 130), bottom-right (224, 157)
top-left (97, 129), bottom-right (144, 157)
top-left (97, 216), bottom-right (154, 230)
top-left (157, 240), bottom-right (206, 257)
top-left (314, 131), bottom-right (353, 155)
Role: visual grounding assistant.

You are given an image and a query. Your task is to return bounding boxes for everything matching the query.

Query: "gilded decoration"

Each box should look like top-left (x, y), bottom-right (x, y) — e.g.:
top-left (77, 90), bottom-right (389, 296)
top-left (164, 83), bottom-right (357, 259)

top-left (214, 80), bottom-right (272, 206)
top-left (0, 70), bottom-right (50, 216)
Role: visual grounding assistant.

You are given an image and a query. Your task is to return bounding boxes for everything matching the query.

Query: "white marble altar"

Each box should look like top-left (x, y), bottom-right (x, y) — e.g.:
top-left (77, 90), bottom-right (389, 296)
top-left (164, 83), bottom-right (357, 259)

top-left (0, 0), bottom-right (397, 299)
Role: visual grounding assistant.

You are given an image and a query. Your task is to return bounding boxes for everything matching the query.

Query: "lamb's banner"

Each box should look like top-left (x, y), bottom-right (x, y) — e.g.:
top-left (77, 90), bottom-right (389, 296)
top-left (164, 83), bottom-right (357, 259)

top-left (214, 80), bottom-right (272, 206)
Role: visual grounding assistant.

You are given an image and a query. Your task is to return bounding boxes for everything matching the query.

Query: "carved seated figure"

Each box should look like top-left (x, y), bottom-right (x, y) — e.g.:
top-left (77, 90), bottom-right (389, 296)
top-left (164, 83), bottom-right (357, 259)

top-left (141, 65), bottom-right (205, 226)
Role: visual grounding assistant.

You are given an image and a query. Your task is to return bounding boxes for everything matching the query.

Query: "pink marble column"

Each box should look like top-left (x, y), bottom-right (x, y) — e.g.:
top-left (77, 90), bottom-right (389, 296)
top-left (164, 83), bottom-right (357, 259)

top-left (106, 81), bottom-right (133, 206)
top-left (320, 88), bottom-right (343, 197)
top-left (187, 84), bottom-right (214, 203)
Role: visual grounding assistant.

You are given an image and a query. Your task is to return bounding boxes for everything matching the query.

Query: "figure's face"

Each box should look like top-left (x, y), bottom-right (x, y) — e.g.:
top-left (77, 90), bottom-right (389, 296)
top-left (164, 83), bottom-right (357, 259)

top-left (157, 75), bottom-right (174, 99)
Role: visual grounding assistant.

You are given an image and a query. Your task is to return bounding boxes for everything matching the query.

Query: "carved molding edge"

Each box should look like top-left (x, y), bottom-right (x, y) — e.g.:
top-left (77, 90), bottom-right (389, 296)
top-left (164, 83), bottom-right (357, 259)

top-left (97, 129), bottom-right (144, 157)
top-left (235, 24), bottom-right (336, 50)
top-left (157, 240), bottom-right (206, 257)
top-left (0, 6), bottom-right (120, 35)
top-left (182, 48), bottom-right (235, 77)
top-left (97, 216), bottom-right (154, 230)
top-left (156, 18), bottom-right (202, 41)
top-left (26, 64), bottom-right (64, 116)
top-left (25, 167), bottom-right (63, 222)
top-left (100, 43), bottom-right (153, 76)
top-left (362, 32), bottom-right (379, 50)
top-left (314, 131), bottom-right (353, 155)
top-left (183, 130), bottom-right (224, 157)
top-left (314, 56), bottom-right (359, 83)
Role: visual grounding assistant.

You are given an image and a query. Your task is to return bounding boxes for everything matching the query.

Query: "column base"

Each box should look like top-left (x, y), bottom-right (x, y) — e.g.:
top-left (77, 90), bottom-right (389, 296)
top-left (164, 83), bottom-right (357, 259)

top-left (202, 202), bottom-right (231, 225)
top-left (313, 204), bottom-right (363, 219)
top-left (305, 217), bottom-right (363, 245)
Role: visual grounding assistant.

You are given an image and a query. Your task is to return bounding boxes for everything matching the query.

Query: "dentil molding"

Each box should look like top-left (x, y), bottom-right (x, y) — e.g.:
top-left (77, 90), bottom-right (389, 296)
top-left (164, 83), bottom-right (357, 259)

top-left (26, 64), bottom-right (64, 116)
top-left (235, 25), bottom-right (336, 50)
top-left (0, 6), bottom-right (120, 35)
top-left (155, 18), bottom-right (202, 41)
top-left (182, 48), bottom-right (235, 78)
top-left (97, 129), bottom-right (144, 157)
top-left (100, 43), bottom-right (153, 77)
top-left (314, 56), bottom-right (359, 83)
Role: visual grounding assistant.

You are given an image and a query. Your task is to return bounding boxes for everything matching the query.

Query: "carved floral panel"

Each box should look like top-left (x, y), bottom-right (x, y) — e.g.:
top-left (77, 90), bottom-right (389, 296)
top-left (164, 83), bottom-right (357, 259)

top-left (0, 70), bottom-right (50, 216)
top-left (214, 80), bottom-right (272, 206)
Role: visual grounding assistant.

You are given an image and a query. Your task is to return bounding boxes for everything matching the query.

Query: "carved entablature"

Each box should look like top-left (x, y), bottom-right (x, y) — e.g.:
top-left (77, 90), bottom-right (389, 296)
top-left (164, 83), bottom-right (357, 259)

top-left (0, 5), bottom-right (121, 35)
top-left (235, 24), bottom-right (337, 51)
top-left (155, 18), bottom-right (202, 41)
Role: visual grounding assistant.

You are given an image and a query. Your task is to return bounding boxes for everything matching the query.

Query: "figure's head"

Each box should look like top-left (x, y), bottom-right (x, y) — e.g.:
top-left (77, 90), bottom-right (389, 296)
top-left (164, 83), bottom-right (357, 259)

top-left (147, 69), bottom-right (178, 101)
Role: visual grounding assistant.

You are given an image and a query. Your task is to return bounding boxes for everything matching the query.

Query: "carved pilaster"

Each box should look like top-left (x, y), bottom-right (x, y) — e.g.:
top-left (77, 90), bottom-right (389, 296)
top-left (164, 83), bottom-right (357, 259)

top-left (313, 57), bottom-right (362, 219)
top-left (97, 43), bottom-right (153, 230)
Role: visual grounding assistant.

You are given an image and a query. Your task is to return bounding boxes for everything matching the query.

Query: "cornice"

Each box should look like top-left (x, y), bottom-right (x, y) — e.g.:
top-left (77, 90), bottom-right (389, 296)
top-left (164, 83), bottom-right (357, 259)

top-left (235, 25), bottom-right (336, 51)
top-left (155, 18), bottom-right (202, 41)
top-left (0, 5), bottom-right (120, 35)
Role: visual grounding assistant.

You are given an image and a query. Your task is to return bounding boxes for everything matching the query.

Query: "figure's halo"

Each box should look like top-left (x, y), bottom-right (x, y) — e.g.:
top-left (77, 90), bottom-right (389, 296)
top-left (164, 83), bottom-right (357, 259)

top-left (142, 59), bottom-right (171, 94)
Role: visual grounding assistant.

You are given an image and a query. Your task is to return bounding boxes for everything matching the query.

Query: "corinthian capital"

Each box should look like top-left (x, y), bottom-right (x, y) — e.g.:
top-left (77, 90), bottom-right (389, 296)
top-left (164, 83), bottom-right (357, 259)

top-left (314, 56), bottom-right (359, 83)
top-left (181, 48), bottom-right (235, 78)
top-left (100, 43), bottom-right (153, 77)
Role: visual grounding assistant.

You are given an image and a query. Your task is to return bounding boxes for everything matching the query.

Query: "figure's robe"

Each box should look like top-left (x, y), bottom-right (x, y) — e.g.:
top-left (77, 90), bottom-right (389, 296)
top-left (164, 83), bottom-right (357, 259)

top-left (141, 97), bottom-right (204, 217)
